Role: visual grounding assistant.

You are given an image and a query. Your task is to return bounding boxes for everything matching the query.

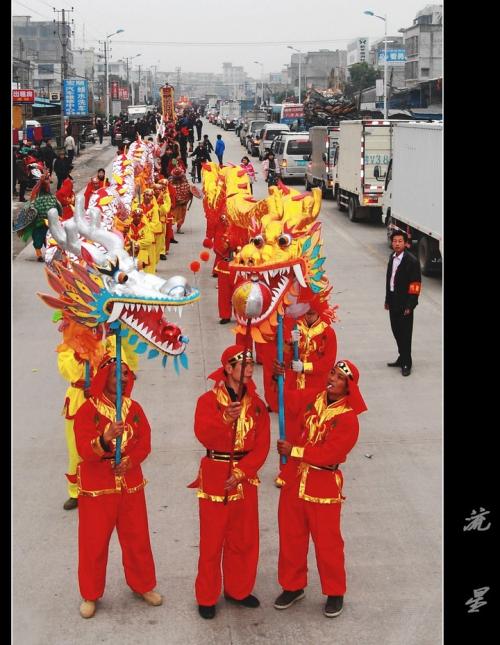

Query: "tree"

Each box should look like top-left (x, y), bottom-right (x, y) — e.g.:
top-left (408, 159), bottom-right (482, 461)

top-left (344, 62), bottom-right (380, 100)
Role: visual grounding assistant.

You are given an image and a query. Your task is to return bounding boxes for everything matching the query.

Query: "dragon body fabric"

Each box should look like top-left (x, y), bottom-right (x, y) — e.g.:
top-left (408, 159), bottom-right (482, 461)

top-left (44, 137), bottom-right (155, 266)
top-left (201, 162), bottom-right (332, 343)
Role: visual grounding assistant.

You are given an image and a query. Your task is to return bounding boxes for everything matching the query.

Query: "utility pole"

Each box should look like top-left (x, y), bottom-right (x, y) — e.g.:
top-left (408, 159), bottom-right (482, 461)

top-left (176, 66), bottom-right (181, 96)
top-left (138, 65), bottom-right (142, 103)
top-left (54, 6), bottom-right (74, 146)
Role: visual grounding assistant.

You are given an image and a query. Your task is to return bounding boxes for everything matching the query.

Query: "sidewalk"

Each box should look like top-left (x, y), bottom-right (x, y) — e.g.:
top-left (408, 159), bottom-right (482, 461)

top-left (13, 137), bottom-right (116, 258)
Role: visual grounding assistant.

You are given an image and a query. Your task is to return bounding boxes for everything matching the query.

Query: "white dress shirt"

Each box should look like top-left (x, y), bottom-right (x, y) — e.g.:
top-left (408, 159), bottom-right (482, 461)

top-left (390, 252), bottom-right (404, 291)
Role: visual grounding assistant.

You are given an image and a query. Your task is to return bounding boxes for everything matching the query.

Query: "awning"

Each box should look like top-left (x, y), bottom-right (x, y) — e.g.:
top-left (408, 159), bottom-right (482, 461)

top-left (33, 102), bottom-right (60, 108)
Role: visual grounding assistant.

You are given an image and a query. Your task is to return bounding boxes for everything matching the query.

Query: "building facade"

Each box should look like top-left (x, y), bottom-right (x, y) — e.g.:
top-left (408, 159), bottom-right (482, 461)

top-left (288, 49), bottom-right (347, 94)
top-left (347, 37), bottom-right (370, 67)
top-left (369, 36), bottom-right (406, 89)
top-left (401, 4), bottom-right (443, 86)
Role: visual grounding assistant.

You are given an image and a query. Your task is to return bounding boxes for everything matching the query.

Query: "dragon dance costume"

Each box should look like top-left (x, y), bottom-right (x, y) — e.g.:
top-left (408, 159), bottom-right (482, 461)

top-left (74, 355), bottom-right (157, 602)
top-left (277, 360), bottom-right (367, 597)
top-left (189, 346), bottom-right (270, 607)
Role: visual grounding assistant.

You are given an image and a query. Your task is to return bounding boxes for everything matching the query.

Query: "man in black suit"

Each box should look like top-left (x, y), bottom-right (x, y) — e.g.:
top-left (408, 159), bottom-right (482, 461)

top-left (385, 231), bottom-right (422, 376)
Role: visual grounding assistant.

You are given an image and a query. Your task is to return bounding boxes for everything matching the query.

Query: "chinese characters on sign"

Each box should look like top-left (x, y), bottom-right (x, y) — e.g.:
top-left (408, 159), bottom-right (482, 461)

top-left (12, 89), bottom-right (35, 104)
top-left (359, 38), bottom-right (367, 63)
top-left (111, 81), bottom-right (119, 100)
top-left (463, 508), bottom-right (491, 531)
top-left (63, 79), bottom-right (89, 116)
top-left (377, 49), bottom-right (407, 66)
top-left (465, 587), bottom-right (489, 613)
top-left (119, 87), bottom-right (129, 101)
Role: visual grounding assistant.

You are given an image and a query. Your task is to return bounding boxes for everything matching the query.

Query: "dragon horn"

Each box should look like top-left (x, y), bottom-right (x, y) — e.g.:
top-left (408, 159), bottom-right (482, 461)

top-left (47, 207), bottom-right (68, 249)
top-left (44, 267), bottom-right (66, 294)
top-left (37, 292), bottom-right (72, 310)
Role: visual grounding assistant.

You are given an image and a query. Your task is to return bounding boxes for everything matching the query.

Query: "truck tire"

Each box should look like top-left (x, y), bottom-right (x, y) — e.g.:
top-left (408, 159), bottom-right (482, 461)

top-left (369, 207), bottom-right (382, 224)
top-left (348, 196), bottom-right (359, 222)
top-left (418, 237), bottom-right (441, 276)
top-left (337, 190), bottom-right (346, 212)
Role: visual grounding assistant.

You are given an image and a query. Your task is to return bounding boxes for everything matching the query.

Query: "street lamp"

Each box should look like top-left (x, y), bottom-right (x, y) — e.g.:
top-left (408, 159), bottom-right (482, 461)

top-left (364, 10), bottom-right (388, 119)
top-left (287, 45), bottom-right (302, 103)
top-left (103, 28), bottom-right (124, 129)
top-left (122, 54), bottom-right (141, 106)
top-left (253, 61), bottom-right (264, 106)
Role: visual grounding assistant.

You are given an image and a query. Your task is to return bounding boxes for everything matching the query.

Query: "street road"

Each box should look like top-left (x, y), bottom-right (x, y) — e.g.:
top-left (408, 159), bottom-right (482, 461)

top-left (13, 120), bottom-right (442, 644)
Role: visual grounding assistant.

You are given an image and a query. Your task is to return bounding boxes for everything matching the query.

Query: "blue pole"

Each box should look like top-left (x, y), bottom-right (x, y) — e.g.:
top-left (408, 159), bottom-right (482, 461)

top-left (84, 360), bottom-right (90, 389)
top-left (277, 313), bottom-right (287, 465)
top-left (293, 323), bottom-right (299, 361)
top-left (114, 327), bottom-right (123, 465)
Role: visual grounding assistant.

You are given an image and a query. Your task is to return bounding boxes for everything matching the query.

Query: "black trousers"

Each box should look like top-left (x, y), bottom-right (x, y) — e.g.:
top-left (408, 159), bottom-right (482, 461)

top-left (389, 307), bottom-right (414, 367)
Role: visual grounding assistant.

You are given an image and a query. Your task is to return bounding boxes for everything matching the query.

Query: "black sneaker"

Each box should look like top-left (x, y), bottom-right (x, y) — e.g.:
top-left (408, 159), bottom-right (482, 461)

top-left (273, 589), bottom-right (305, 609)
top-left (219, 318), bottom-right (231, 324)
top-left (63, 497), bottom-right (78, 510)
top-left (170, 239), bottom-right (179, 244)
top-left (198, 604), bottom-right (216, 619)
top-left (159, 254), bottom-right (167, 260)
top-left (324, 595), bottom-right (343, 617)
top-left (387, 359), bottom-right (402, 367)
top-left (224, 593), bottom-right (260, 608)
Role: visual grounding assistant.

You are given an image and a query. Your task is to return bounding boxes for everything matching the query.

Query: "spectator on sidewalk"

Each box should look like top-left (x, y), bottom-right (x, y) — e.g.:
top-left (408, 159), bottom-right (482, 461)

top-left (215, 134), bottom-right (225, 165)
top-left (95, 118), bottom-right (104, 144)
top-left (40, 139), bottom-right (57, 176)
top-left (15, 151), bottom-right (30, 202)
top-left (54, 151), bottom-right (71, 190)
top-left (64, 132), bottom-right (76, 164)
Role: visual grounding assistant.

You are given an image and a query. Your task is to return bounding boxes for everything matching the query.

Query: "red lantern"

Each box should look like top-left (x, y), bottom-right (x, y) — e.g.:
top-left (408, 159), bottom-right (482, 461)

top-left (190, 261), bottom-right (201, 273)
top-left (202, 238), bottom-right (213, 249)
top-left (199, 251), bottom-right (210, 262)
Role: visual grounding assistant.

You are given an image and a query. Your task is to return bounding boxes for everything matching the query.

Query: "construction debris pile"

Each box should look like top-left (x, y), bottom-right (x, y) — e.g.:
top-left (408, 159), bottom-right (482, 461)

top-left (303, 88), bottom-right (358, 126)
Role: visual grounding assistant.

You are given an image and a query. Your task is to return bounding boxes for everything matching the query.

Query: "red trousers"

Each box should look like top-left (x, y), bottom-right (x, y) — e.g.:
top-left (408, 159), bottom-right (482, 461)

top-left (278, 480), bottom-right (346, 596)
top-left (78, 489), bottom-right (156, 601)
top-left (195, 484), bottom-right (259, 605)
top-left (217, 272), bottom-right (233, 320)
top-left (165, 221), bottom-right (174, 253)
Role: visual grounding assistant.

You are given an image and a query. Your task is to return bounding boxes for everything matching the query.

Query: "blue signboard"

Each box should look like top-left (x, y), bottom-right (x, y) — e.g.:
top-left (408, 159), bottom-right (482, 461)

top-left (63, 79), bottom-right (89, 116)
top-left (377, 49), bottom-right (406, 66)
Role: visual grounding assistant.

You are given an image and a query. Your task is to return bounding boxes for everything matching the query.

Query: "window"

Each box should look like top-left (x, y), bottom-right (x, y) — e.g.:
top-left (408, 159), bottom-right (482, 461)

top-left (286, 139), bottom-right (312, 156)
top-left (38, 63), bottom-right (54, 74)
top-left (421, 67), bottom-right (430, 77)
top-left (405, 61), bottom-right (418, 80)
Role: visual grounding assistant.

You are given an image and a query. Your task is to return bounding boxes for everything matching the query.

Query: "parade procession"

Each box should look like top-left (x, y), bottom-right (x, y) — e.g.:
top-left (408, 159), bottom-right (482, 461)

top-left (12, 4), bottom-right (442, 643)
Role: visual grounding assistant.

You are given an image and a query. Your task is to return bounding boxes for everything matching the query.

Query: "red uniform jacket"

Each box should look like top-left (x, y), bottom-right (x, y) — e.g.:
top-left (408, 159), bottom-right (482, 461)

top-left (74, 396), bottom-right (151, 497)
top-left (189, 381), bottom-right (270, 502)
top-left (283, 319), bottom-right (337, 391)
top-left (279, 389), bottom-right (359, 504)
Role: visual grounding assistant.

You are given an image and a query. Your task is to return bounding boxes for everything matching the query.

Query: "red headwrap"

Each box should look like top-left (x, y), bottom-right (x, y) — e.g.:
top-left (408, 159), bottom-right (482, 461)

top-left (335, 359), bottom-right (367, 415)
top-left (89, 354), bottom-right (135, 399)
top-left (207, 344), bottom-right (254, 385)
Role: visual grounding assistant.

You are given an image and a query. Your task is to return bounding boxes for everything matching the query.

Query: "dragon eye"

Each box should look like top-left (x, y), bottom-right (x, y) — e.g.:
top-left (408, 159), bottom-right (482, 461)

top-left (278, 233), bottom-right (292, 248)
top-left (252, 235), bottom-right (265, 249)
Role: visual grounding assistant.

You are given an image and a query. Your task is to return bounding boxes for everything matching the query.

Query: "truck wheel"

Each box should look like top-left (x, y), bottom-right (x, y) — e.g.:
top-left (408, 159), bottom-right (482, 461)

top-left (348, 196), bottom-right (359, 222)
top-left (418, 237), bottom-right (441, 276)
top-left (369, 207), bottom-right (382, 224)
top-left (337, 190), bottom-right (346, 211)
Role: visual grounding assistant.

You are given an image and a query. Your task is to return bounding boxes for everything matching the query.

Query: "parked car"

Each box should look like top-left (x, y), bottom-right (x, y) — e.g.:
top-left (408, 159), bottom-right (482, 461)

top-left (258, 123), bottom-right (290, 160)
top-left (242, 119), bottom-right (268, 151)
top-left (272, 132), bottom-right (312, 183)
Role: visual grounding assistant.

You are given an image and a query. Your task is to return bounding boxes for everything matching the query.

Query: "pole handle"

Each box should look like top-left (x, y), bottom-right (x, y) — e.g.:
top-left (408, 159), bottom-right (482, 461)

top-left (114, 328), bottom-right (123, 465)
top-left (277, 314), bottom-right (287, 465)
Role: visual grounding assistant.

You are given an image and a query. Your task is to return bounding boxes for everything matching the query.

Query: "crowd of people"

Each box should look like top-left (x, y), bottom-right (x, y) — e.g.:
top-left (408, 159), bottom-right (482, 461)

top-left (25, 112), bottom-right (422, 626)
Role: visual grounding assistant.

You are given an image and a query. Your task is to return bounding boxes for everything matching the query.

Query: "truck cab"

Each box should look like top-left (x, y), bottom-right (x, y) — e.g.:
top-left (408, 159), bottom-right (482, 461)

top-left (305, 126), bottom-right (340, 197)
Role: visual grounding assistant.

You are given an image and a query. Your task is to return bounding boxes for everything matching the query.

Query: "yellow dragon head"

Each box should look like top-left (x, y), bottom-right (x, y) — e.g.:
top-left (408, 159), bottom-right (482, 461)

top-left (229, 183), bottom-right (331, 342)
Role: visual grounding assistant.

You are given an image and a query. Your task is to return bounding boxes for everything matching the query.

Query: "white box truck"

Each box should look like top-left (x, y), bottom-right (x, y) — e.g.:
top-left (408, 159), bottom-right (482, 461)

top-left (305, 125), bottom-right (340, 197)
top-left (336, 119), bottom-right (392, 222)
top-left (219, 101), bottom-right (241, 130)
top-left (382, 121), bottom-right (442, 275)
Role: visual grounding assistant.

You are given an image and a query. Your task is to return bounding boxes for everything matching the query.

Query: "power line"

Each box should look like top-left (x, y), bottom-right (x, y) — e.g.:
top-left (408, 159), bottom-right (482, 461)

top-left (85, 38), bottom-right (358, 47)
top-left (12, 1), bottom-right (51, 19)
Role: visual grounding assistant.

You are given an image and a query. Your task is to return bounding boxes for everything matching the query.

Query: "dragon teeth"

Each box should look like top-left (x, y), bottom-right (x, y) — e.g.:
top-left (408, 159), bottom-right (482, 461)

top-left (292, 264), bottom-right (307, 288)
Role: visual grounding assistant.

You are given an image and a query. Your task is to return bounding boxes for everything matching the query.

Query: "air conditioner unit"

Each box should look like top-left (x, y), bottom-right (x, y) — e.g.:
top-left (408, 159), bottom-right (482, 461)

top-left (50, 92), bottom-right (60, 101)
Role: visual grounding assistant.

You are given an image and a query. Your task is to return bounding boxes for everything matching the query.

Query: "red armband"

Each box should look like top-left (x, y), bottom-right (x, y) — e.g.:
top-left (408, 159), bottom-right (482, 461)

top-left (408, 282), bottom-right (421, 295)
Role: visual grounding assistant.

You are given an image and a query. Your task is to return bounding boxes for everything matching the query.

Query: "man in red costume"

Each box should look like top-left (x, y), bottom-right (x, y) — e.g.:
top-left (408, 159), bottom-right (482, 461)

top-left (266, 297), bottom-right (337, 412)
top-left (74, 355), bottom-right (162, 619)
top-left (189, 345), bottom-right (270, 619)
top-left (213, 214), bottom-right (237, 324)
top-left (273, 359), bottom-right (367, 618)
top-left (55, 178), bottom-right (75, 221)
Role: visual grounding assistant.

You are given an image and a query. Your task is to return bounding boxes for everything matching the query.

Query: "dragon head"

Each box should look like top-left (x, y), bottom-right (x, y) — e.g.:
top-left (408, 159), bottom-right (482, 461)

top-left (38, 195), bottom-right (200, 365)
top-left (229, 184), bottom-right (330, 342)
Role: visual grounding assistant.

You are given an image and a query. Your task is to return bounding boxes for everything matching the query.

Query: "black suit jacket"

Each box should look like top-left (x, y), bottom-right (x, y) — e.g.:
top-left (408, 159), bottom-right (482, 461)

top-left (385, 250), bottom-right (422, 312)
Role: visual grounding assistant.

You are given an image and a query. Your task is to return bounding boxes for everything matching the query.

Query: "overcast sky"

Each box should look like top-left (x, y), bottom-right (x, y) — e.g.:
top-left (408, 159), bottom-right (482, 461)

top-left (13, 0), bottom-right (436, 77)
